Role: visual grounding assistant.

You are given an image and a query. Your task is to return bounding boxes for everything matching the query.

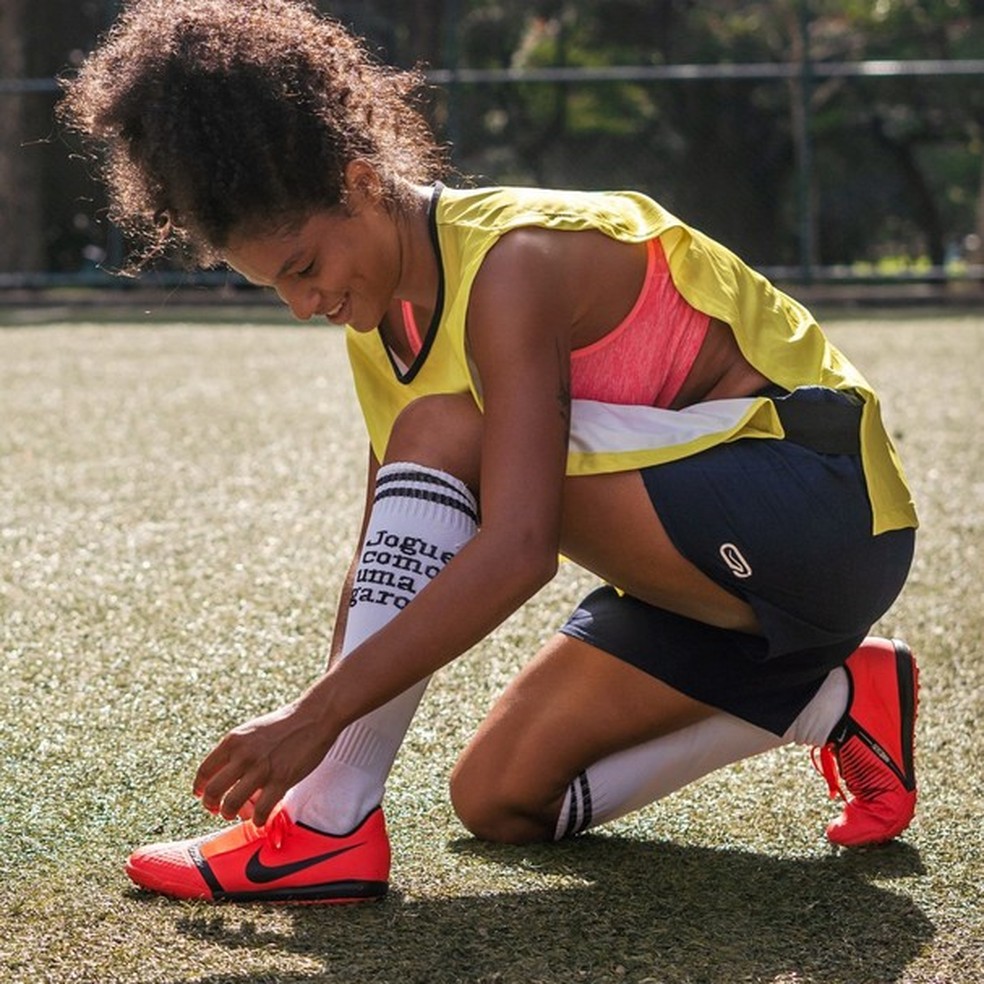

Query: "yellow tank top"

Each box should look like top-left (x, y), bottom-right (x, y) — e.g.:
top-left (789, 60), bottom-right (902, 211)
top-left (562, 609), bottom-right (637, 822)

top-left (345, 185), bottom-right (916, 535)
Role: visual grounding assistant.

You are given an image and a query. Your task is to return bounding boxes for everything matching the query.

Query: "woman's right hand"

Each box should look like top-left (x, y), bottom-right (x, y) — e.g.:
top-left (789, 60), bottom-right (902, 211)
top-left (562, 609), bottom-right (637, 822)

top-left (193, 692), bottom-right (340, 827)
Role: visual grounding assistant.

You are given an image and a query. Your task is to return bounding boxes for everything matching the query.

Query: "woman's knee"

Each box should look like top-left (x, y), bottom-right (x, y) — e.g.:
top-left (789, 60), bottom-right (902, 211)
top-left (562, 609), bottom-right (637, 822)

top-left (384, 393), bottom-right (482, 489)
top-left (449, 747), bottom-right (558, 845)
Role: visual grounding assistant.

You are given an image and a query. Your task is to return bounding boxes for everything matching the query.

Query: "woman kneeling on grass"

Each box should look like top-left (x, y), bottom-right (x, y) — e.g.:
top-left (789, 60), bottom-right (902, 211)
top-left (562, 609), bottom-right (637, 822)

top-left (61, 0), bottom-right (920, 904)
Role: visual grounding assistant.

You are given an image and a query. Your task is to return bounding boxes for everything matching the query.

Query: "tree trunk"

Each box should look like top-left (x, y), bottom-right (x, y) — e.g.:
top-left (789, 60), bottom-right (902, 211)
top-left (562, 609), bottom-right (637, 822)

top-left (870, 119), bottom-right (946, 269)
top-left (0, 0), bottom-right (45, 273)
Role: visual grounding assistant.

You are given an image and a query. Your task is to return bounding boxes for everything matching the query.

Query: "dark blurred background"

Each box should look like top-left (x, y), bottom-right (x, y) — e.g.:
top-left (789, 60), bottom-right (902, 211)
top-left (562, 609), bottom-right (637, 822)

top-left (2, 0), bottom-right (982, 293)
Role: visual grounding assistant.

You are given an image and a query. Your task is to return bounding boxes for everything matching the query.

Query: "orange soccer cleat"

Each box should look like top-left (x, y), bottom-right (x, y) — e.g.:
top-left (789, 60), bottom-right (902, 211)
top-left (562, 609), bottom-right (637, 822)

top-left (126, 805), bottom-right (390, 903)
top-left (812, 637), bottom-right (919, 847)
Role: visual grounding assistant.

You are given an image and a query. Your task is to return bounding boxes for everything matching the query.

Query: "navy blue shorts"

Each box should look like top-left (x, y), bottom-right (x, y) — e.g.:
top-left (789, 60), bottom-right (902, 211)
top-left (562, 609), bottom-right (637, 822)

top-left (560, 388), bottom-right (915, 735)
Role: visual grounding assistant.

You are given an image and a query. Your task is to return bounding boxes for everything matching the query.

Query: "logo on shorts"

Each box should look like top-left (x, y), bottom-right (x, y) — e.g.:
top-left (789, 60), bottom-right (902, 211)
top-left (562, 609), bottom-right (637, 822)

top-left (719, 543), bottom-right (753, 578)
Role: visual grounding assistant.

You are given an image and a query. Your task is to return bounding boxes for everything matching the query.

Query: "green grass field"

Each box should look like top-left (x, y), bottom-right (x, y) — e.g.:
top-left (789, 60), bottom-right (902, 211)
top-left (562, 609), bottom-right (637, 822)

top-left (1, 307), bottom-right (982, 984)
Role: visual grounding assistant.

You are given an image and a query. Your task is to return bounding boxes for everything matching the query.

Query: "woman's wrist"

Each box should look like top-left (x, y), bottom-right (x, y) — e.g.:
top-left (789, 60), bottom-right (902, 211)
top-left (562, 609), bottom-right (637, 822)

top-left (297, 665), bottom-right (352, 739)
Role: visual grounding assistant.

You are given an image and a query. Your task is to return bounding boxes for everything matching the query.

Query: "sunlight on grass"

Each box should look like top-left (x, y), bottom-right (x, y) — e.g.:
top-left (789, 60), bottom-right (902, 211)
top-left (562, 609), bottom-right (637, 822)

top-left (1, 309), bottom-right (982, 983)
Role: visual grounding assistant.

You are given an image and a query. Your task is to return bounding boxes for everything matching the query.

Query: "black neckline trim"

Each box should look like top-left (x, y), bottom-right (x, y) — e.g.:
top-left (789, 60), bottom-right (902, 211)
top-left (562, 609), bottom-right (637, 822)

top-left (384, 182), bottom-right (445, 385)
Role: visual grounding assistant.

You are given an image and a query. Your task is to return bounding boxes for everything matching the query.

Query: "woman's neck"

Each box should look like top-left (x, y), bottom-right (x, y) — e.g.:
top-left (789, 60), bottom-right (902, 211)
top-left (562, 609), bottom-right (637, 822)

top-left (394, 183), bottom-right (439, 310)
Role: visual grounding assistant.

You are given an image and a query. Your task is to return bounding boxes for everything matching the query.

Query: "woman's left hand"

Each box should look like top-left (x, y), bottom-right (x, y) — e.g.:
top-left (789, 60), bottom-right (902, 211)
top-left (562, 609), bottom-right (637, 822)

top-left (193, 697), bottom-right (337, 827)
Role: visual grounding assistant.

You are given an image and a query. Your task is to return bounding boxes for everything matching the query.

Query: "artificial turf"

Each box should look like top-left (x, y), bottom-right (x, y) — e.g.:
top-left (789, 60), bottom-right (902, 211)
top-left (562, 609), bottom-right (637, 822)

top-left (1, 307), bottom-right (981, 983)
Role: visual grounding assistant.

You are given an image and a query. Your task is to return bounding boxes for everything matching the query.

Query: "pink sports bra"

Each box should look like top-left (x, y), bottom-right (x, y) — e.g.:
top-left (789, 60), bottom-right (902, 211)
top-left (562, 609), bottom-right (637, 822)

top-left (569, 238), bottom-right (709, 407)
top-left (401, 237), bottom-right (709, 408)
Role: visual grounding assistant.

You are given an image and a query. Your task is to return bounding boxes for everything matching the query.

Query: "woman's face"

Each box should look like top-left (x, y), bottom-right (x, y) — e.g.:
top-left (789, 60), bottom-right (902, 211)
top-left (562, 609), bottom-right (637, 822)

top-left (224, 169), bottom-right (403, 331)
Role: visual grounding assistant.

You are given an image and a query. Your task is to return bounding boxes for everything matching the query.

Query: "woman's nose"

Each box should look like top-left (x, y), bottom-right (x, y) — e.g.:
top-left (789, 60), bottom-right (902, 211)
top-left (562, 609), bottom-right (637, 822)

top-left (278, 283), bottom-right (319, 321)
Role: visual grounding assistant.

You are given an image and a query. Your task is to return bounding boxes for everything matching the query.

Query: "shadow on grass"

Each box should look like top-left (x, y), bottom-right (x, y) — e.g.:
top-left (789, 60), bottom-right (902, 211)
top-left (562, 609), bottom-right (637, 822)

top-left (166, 835), bottom-right (932, 984)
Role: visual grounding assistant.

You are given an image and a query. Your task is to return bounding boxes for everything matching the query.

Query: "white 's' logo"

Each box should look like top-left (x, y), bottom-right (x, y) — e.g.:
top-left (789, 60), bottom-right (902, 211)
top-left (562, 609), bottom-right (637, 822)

top-left (719, 543), bottom-right (753, 578)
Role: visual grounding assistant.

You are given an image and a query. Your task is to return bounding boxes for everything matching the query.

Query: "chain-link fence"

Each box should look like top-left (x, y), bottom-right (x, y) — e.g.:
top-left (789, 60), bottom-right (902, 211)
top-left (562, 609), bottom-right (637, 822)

top-left (2, 1), bottom-right (982, 295)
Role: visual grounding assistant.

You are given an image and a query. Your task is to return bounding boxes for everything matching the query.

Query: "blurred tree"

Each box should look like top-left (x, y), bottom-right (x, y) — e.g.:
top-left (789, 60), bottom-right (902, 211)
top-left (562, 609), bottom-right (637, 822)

top-left (451, 1), bottom-right (802, 263)
top-left (0, 0), bottom-right (44, 272)
top-left (806, 0), bottom-right (984, 266)
top-left (446, 0), bottom-right (983, 268)
top-left (1, 0), bottom-right (112, 275)
top-left (3, 0), bottom-right (981, 277)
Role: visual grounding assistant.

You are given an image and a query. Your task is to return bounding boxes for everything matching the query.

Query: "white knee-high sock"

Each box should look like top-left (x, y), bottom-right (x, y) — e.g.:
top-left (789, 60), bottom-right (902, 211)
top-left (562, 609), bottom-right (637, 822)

top-left (284, 462), bottom-right (478, 834)
top-left (554, 667), bottom-right (848, 839)
top-left (784, 666), bottom-right (849, 746)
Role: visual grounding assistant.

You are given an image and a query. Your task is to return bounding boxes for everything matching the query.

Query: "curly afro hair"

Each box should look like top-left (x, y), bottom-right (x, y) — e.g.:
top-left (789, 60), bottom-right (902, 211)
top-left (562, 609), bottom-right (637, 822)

top-left (59, 0), bottom-right (446, 265)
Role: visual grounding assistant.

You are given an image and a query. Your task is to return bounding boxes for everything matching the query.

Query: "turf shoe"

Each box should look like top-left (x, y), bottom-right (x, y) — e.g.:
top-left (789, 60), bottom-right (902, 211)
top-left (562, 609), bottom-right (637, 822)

top-left (125, 804), bottom-right (390, 903)
top-left (812, 637), bottom-right (918, 847)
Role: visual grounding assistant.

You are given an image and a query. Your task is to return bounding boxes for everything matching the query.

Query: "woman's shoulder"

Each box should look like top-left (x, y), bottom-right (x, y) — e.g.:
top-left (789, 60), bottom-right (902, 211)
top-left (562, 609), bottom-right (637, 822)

top-left (435, 184), bottom-right (681, 243)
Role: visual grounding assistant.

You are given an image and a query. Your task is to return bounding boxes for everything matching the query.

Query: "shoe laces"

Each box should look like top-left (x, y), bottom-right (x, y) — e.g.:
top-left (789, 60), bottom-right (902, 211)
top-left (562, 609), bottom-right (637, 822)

top-left (811, 743), bottom-right (845, 801)
top-left (261, 807), bottom-right (290, 851)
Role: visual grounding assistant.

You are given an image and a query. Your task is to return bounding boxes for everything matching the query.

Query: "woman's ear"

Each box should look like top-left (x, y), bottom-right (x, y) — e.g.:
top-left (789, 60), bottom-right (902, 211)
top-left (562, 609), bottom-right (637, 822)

top-left (343, 159), bottom-right (383, 210)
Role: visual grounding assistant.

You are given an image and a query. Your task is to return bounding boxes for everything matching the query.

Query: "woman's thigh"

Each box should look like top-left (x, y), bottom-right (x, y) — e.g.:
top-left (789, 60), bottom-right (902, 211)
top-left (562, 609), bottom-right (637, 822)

top-left (560, 469), bottom-right (761, 632)
top-left (450, 631), bottom-right (716, 843)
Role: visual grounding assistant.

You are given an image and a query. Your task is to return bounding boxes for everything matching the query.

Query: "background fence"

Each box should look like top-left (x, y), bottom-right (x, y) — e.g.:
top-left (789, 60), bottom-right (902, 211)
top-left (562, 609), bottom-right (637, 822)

top-left (2, 0), bottom-right (982, 295)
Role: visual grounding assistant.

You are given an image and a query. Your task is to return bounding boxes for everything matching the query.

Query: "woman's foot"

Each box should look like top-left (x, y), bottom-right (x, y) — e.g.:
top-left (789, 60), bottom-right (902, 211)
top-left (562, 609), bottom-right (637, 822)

top-left (813, 638), bottom-right (918, 847)
top-left (126, 804), bottom-right (390, 903)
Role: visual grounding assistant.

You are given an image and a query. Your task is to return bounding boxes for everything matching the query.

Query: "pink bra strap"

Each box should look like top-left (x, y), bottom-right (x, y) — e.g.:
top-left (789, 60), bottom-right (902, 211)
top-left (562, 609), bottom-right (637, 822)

top-left (401, 300), bottom-right (423, 356)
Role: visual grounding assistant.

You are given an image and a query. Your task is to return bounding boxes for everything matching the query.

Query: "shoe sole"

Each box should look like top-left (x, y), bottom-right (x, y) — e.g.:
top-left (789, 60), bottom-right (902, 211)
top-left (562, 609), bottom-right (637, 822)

top-left (126, 862), bottom-right (389, 904)
top-left (892, 638), bottom-right (918, 790)
top-left (213, 880), bottom-right (389, 904)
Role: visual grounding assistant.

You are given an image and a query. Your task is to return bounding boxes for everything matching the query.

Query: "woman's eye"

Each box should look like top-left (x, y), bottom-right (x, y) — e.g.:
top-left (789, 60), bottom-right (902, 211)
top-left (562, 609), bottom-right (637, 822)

top-left (297, 260), bottom-right (315, 277)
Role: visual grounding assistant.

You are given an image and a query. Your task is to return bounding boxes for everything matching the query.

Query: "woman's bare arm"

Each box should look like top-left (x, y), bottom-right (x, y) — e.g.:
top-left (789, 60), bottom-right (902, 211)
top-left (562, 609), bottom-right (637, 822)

top-left (194, 229), bottom-right (581, 823)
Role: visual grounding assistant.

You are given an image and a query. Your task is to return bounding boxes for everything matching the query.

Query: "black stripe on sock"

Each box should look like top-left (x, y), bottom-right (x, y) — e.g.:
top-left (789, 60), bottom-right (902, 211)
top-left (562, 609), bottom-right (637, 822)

top-left (376, 469), bottom-right (474, 501)
top-left (561, 779), bottom-right (581, 840)
top-left (372, 486), bottom-right (479, 525)
top-left (576, 771), bottom-right (593, 834)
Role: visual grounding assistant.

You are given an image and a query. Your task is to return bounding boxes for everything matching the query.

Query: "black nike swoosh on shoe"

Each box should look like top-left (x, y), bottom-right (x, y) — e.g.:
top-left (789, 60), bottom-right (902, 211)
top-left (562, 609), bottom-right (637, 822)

top-left (244, 841), bottom-right (365, 885)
